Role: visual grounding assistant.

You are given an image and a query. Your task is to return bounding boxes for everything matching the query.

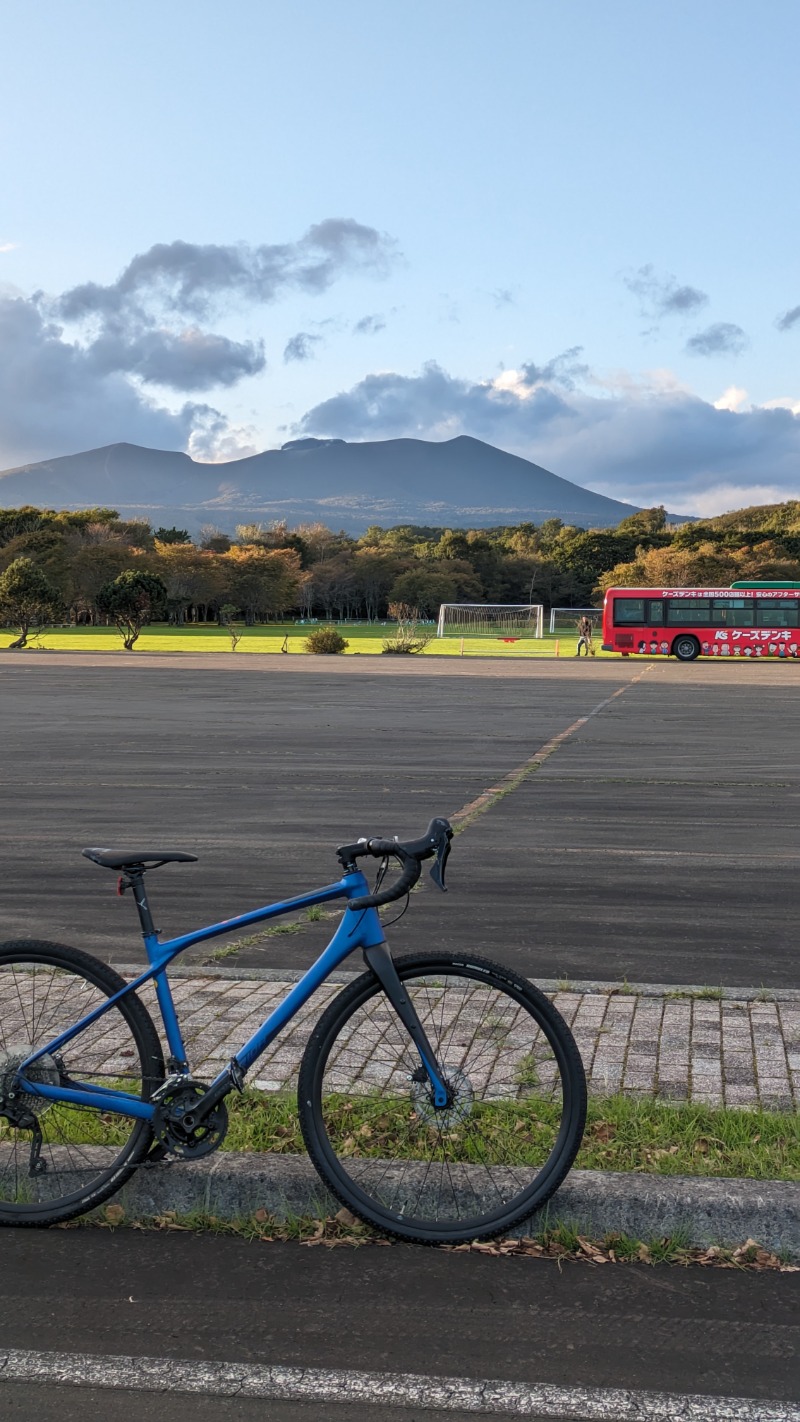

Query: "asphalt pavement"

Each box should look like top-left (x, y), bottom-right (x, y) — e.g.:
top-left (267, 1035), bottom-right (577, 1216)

top-left (0, 659), bottom-right (634, 962)
top-left (2, 656), bottom-right (800, 986)
top-left (0, 1230), bottom-right (797, 1417)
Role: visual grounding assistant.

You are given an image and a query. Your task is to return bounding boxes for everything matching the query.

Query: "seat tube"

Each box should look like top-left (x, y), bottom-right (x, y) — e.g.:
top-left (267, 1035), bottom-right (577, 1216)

top-left (153, 970), bottom-right (188, 1070)
top-left (127, 871), bottom-right (157, 938)
top-left (130, 872), bottom-right (188, 1069)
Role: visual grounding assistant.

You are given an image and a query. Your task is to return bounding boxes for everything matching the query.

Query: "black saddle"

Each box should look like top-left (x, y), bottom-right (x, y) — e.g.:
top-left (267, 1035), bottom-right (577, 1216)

top-left (82, 848), bottom-right (198, 870)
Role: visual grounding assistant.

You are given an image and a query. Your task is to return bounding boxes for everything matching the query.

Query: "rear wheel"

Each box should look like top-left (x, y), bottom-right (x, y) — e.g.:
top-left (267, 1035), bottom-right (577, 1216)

top-left (0, 941), bottom-right (164, 1226)
top-left (298, 952), bottom-right (587, 1244)
top-left (672, 635), bottom-right (700, 661)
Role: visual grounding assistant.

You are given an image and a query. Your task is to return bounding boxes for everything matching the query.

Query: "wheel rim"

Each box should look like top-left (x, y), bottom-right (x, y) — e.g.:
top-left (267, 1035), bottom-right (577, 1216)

top-left (676, 638), bottom-right (697, 659)
top-left (0, 954), bottom-right (152, 1215)
top-left (308, 963), bottom-right (582, 1235)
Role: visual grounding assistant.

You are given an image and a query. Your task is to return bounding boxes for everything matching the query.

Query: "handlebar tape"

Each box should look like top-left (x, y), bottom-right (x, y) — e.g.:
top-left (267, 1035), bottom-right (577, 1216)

top-left (344, 818), bottom-right (450, 911)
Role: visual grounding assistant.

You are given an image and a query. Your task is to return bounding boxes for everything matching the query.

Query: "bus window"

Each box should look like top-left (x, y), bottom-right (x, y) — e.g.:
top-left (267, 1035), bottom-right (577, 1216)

top-left (646, 599), bottom-right (665, 624)
top-left (711, 599), bottom-right (754, 627)
top-left (667, 598), bottom-right (710, 624)
top-left (756, 599), bottom-right (799, 628)
top-left (614, 598), bottom-right (646, 624)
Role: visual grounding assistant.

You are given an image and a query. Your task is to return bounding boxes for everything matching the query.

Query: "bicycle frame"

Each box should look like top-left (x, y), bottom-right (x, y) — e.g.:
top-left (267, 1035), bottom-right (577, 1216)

top-left (18, 868), bottom-right (393, 1121)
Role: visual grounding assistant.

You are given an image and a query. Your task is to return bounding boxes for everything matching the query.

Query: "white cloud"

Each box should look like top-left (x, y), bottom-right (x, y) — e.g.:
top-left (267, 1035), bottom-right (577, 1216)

top-left (0, 220), bottom-right (396, 469)
top-left (687, 484), bottom-right (790, 517)
top-left (491, 369), bottom-right (536, 399)
top-left (0, 243), bottom-right (18, 254)
top-left (297, 357), bottom-right (800, 516)
top-left (714, 386), bottom-right (748, 412)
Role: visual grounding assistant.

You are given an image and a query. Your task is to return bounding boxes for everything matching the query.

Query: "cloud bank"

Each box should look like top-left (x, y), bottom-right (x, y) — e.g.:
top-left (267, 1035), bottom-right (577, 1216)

top-left (0, 220), bottom-right (397, 468)
top-left (297, 357), bottom-right (800, 516)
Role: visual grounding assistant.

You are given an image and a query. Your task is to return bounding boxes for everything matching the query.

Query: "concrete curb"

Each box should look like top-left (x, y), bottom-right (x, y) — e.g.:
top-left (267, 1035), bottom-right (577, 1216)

top-left (116, 1154), bottom-right (800, 1256)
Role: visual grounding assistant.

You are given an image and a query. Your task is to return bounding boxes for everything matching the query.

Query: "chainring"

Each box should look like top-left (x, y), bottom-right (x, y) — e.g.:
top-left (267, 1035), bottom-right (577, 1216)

top-left (152, 1080), bottom-right (228, 1159)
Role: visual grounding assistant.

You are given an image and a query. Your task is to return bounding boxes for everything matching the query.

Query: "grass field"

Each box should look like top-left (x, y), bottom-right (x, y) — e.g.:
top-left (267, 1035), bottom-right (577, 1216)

top-left (0, 622), bottom-right (610, 658)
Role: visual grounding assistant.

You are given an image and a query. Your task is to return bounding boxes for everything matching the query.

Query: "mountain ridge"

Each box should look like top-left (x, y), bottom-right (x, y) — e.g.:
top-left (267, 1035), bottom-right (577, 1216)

top-left (0, 435), bottom-right (684, 533)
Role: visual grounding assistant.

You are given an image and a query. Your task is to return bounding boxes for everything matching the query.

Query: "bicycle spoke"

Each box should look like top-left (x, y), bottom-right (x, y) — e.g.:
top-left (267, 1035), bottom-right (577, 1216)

top-left (303, 954), bottom-right (585, 1240)
top-left (0, 947), bottom-right (159, 1221)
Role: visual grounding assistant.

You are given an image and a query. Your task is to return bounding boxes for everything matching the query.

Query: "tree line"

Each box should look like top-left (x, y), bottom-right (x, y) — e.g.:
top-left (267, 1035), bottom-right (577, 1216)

top-left (3, 499), bottom-right (800, 647)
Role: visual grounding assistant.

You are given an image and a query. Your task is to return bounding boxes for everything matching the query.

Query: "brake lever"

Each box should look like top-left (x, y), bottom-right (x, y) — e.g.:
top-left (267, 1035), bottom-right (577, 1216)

top-left (428, 824), bottom-right (453, 892)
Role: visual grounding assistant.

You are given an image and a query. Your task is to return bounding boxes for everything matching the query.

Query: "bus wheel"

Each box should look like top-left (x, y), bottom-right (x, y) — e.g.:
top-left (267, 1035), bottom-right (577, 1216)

top-left (673, 635), bottom-right (700, 662)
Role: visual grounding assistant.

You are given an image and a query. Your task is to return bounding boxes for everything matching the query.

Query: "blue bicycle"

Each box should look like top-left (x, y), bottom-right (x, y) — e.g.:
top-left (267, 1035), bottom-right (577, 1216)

top-left (0, 820), bottom-right (586, 1243)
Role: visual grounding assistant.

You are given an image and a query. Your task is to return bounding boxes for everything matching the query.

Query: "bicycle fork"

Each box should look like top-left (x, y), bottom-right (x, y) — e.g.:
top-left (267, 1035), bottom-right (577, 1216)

top-left (363, 945), bottom-right (449, 1108)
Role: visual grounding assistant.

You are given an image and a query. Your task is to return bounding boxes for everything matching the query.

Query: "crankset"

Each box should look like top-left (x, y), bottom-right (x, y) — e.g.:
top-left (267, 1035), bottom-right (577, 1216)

top-left (152, 1079), bottom-right (228, 1159)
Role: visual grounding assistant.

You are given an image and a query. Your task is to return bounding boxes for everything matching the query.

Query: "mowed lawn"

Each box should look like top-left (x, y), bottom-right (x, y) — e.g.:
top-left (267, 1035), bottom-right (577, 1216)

top-left (0, 623), bottom-right (609, 658)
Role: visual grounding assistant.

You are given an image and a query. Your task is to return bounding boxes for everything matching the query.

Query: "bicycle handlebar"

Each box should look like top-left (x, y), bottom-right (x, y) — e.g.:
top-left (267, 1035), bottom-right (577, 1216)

top-left (338, 817), bottom-right (453, 911)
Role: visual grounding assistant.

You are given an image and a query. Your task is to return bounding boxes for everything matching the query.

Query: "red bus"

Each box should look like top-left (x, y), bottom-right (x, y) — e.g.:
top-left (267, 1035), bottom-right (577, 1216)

top-left (601, 586), bottom-right (800, 661)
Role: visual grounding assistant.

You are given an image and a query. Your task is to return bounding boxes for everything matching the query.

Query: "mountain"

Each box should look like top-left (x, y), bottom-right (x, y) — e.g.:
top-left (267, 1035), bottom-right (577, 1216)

top-left (0, 436), bottom-right (677, 533)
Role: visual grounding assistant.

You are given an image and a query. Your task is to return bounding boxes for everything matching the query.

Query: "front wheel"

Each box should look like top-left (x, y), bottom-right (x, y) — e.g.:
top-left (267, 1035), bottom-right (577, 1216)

top-left (0, 941), bottom-right (164, 1226)
top-left (298, 952), bottom-right (587, 1244)
top-left (672, 635), bottom-right (700, 661)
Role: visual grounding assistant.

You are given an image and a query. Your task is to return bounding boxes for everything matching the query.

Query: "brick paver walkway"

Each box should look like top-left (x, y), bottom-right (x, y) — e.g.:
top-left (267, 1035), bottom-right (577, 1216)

top-left (147, 973), bottom-right (800, 1111)
top-left (1, 966), bottom-right (798, 1110)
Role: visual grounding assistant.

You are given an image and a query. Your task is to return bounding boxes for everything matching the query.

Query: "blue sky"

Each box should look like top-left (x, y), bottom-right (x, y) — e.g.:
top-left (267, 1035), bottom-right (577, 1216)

top-left (2, 0), bottom-right (799, 515)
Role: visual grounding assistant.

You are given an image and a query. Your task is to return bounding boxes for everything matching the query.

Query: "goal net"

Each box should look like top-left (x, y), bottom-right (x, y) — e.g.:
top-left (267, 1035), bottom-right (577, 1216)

top-left (548, 607), bottom-right (603, 635)
top-left (437, 604), bottom-right (544, 639)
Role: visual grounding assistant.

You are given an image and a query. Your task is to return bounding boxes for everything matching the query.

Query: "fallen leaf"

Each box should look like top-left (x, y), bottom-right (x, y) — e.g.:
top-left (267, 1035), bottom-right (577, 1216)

top-left (334, 1207), bottom-right (362, 1229)
top-left (592, 1123), bottom-right (615, 1143)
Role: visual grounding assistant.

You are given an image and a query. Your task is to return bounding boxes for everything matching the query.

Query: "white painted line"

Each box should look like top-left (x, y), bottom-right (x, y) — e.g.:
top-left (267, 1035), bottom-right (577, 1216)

top-left (0, 1348), bottom-right (797, 1419)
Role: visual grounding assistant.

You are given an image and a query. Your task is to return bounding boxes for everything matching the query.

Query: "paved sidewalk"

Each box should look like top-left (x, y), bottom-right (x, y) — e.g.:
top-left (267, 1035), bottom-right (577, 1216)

top-left (131, 970), bottom-right (800, 1111)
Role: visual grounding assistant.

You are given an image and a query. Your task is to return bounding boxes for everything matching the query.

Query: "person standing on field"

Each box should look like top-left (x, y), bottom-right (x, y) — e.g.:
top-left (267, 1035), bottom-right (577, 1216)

top-left (576, 615), bottom-right (594, 657)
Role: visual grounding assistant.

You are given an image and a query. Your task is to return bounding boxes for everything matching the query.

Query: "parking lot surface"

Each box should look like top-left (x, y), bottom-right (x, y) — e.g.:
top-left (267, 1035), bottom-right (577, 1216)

top-left (1, 1230), bottom-right (798, 1415)
top-left (2, 655), bottom-right (800, 987)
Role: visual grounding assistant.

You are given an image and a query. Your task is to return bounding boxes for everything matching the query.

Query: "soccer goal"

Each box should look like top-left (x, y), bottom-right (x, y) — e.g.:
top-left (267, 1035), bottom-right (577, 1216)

top-left (437, 604), bottom-right (544, 639)
top-left (548, 607), bottom-right (603, 635)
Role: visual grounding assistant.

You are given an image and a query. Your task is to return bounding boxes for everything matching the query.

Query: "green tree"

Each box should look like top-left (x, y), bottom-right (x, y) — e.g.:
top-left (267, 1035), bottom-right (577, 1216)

top-left (616, 506), bottom-right (668, 536)
top-left (352, 550), bottom-right (402, 621)
top-left (223, 547), bottom-right (302, 624)
top-left (387, 566), bottom-right (460, 618)
top-left (96, 570), bottom-right (168, 650)
top-left (0, 557), bottom-right (63, 648)
top-left (153, 526), bottom-right (191, 545)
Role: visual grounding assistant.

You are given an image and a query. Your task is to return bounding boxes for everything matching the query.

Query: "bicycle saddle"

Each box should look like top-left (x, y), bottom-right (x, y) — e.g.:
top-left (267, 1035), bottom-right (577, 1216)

top-left (82, 848), bottom-right (198, 870)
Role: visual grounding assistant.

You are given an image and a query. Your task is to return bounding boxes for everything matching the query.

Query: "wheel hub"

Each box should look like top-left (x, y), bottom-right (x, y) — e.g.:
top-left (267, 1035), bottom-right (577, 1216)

top-left (411, 1066), bottom-right (474, 1127)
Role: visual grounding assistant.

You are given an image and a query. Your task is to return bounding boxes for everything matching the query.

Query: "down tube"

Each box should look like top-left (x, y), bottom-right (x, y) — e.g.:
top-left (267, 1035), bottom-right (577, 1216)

top-left (233, 905), bottom-right (385, 1075)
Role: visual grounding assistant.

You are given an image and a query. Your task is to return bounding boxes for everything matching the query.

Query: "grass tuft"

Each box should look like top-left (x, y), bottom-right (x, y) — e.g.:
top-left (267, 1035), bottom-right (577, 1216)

top-left (86, 1208), bottom-right (799, 1270)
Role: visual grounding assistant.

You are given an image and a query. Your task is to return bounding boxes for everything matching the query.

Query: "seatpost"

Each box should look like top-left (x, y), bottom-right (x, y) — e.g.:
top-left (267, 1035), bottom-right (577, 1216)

top-left (125, 870), bottom-right (157, 939)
